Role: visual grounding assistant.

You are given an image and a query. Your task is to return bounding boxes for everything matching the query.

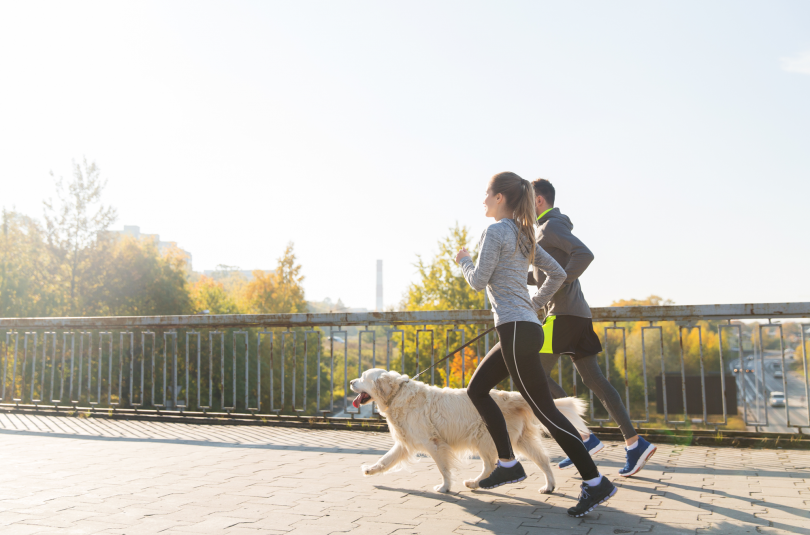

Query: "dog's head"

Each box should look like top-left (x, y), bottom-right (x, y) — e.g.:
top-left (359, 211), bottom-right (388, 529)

top-left (350, 368), bottom-right (410, 408)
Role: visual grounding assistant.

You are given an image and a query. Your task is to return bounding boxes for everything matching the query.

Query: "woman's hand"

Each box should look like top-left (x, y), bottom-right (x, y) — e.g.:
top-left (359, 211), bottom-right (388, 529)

top-left (455, 247), bottom-right (471, 264)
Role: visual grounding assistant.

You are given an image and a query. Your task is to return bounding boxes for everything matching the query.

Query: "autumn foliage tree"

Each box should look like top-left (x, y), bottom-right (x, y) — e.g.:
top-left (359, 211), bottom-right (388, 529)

top-left (610, 295), bottom-right (674, 307)
top-left (243, 242), bottom-right (306, 314)
top-left (190, 275), bottom-right (242, 315)
top-left (398, 223), bottom-right (491, 387)
top-left (401, 223), bottom-right (485, 312)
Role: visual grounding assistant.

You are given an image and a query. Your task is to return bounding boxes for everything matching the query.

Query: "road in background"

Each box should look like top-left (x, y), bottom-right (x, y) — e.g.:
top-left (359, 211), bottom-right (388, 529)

top-left (731, 350), bottom-right (810, 433)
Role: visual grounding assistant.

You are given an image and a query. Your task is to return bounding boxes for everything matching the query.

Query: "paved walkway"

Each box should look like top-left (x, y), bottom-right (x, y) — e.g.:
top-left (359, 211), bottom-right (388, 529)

top-left (0, 413), bottom-right (808, 534)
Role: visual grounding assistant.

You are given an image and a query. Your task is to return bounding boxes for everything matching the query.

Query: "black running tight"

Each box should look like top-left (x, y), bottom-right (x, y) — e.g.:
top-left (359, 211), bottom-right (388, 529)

top-left (467, 321), bottom-right (599, 481)
top-left (540, 353), bottom-right (638, 441)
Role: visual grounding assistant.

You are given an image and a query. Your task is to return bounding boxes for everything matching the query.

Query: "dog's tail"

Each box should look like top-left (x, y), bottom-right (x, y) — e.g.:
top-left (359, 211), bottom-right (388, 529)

top-left (552, 397), bottom-right (590, 435)
top-left (500, 391), bottom-right (590, 438)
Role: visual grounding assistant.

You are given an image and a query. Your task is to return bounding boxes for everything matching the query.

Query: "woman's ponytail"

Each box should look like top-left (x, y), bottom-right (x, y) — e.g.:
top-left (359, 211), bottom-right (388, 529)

top-left (489, 172), bottom-right (537, 262)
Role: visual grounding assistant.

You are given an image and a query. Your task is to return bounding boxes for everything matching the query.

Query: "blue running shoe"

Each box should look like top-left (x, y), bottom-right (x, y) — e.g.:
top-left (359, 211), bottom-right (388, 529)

top-left (618, 436), bottom-right (657, 477)
top-left (558, 434), bottom-right (604, 470)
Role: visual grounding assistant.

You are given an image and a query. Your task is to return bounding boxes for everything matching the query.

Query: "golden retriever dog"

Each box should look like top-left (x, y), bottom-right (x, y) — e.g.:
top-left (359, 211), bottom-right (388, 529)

top-left (350, 368), bottom-right (589, 494)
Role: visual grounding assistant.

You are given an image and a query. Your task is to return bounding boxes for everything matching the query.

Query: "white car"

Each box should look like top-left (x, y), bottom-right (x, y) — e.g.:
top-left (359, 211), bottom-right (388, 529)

top-left (769, 392), bottom-right (786, 407)
top-left (774, 369), bottom-right (783, 379)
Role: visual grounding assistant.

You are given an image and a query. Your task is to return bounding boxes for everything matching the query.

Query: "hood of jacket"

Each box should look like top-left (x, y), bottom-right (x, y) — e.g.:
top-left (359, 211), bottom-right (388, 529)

top-left (537, 207), bottom-right (573, 231)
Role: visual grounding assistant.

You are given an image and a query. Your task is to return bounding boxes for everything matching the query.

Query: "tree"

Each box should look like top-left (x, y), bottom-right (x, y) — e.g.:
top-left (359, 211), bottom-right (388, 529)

top-left (42, 159), bottom-right (116, 315)
top-left (244, 243), bottom-right (306, 314)
top-left (401, 223), bottom-right (485, 311)
top-left (190, 276), bottom-right (242, 315)
top-left (82, 236), bottom-right (193, 316)
top-left (242, 269), bottom-right (277, 313)
top-left (272, 242), bottom-right (306, 313)
top-left (610, 295), bottom-right (675, 307)
top-left (0, 210), bottom-right (59, 317)
top-left (599, 295), bottom-right (732, 421)
top-left (208, 265), bottom-right (249, 297)
top-left (398, 224), bottom-right (489, 387)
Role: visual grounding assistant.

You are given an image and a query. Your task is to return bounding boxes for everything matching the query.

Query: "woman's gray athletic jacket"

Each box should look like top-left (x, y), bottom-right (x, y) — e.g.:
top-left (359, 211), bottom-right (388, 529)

top-left (460, 218), bottom-right (565, 327)
top-left (527, 207), bottom-right (594, 319)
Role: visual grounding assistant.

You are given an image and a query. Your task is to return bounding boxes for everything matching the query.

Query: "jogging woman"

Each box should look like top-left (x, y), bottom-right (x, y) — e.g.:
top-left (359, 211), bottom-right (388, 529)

top-left (456, 172), bottom-right (617, 518)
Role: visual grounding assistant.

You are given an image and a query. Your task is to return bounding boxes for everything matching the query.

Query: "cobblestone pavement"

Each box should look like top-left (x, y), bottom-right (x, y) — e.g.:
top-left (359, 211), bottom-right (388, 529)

top-left (0, 413), bottom-right (808, 534)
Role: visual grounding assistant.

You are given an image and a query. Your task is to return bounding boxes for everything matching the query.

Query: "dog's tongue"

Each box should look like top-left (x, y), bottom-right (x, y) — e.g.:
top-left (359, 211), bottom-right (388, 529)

top-left (352, 393), bottom-right (363, 408)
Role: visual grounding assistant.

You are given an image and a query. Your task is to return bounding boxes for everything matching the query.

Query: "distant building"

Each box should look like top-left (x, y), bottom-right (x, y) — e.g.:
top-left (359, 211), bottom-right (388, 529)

top-left (202, 269), bottom-right (272, 282)
top-left (106, 225), bottom-right (193, 270)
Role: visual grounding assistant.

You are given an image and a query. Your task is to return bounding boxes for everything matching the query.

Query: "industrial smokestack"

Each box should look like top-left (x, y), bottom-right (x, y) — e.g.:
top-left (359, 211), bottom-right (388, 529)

top-left (376, 260), bottom-right (383, 311)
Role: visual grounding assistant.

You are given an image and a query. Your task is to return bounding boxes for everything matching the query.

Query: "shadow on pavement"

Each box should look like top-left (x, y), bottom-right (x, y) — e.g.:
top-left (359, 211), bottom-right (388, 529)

top-left (626, 476), bottom-right (810, 527)
top-left (374, 484), bottom-right (657, 533)
top-left (0, 428), bottom-right (391, 455)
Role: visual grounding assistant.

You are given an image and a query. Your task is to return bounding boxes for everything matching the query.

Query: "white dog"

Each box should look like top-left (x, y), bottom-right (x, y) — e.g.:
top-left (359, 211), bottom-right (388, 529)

top-left (350, 368), bottom-right (589, 494)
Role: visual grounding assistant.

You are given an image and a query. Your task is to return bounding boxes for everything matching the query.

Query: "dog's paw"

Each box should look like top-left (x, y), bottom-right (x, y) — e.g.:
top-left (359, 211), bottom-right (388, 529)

top-left (433, 483), bottom-right (450, 493)
top-left (463, 479), bottom-right (480, 489)
top-left (361, 464), bottom-right (381, 476)
top-left (538, 484), bottom-right (555, 494)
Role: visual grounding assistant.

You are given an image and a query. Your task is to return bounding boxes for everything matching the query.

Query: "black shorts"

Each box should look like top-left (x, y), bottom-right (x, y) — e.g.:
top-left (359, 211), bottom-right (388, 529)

top-left (539, 315), bottom-right (602, 360)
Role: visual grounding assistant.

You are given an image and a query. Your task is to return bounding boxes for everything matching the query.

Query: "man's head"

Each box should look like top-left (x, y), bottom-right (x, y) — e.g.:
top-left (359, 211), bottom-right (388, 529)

top-left (531, 178), bottom-right (555, 217)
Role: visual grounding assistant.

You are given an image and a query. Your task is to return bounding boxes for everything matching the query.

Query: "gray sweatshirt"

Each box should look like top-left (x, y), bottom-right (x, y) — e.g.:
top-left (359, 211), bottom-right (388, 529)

top-left (460, 218), bottom-right (566, 327)
top-left (528, 208), bottom-right (594, 318)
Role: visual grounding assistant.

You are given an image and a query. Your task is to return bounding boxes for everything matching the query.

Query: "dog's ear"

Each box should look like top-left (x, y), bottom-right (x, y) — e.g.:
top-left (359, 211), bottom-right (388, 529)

top-left (374, 372), bottom-right (395, 401)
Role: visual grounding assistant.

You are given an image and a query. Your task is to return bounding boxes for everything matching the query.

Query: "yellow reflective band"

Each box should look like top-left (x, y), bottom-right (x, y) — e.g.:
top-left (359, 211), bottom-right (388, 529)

top-left (537, 208), bottom-right (552, 221)
top-left (540, 315), bottom-right (555, 354)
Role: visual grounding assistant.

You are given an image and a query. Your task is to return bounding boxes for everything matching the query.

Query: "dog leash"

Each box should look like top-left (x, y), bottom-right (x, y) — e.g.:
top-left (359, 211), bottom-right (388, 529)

top-left (411, 326), bottom-right (497, 382)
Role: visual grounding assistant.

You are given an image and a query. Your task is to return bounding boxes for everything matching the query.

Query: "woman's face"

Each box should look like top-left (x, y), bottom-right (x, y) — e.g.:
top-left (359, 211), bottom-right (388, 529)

top-left (483, 187), bottom-right (502, 218)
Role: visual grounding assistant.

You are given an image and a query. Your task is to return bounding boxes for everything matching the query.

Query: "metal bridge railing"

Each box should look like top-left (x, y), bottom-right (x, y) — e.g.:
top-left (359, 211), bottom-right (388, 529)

top-left (1, 303), bottom-right (808, 432)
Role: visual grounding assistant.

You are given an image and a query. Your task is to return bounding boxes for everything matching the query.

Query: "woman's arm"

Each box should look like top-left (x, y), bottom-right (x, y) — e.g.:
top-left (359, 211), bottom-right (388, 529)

top-left (459, 228), bottom-right (500, 291)
top-left (531, 245), bottom-right (565, 310)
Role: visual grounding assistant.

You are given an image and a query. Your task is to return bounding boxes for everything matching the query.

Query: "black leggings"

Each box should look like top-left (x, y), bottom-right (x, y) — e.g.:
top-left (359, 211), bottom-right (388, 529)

top-left (467, 321), bottom-right (599, 480)
top-left (540, 353), bottom-right (638, 441)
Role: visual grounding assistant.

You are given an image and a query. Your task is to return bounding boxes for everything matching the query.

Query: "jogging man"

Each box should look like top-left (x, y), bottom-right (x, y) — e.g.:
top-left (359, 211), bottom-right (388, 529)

top-left (528, 178), bottom-right (656, 477)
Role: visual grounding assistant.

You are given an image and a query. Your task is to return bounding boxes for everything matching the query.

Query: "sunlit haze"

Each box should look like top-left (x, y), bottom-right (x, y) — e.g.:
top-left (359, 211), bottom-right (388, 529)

top-left (2, 1), bottom-right (808, 310)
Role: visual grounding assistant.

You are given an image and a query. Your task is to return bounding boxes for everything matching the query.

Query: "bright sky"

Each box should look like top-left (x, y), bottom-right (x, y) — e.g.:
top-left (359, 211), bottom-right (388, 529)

top-left (2, 1), bottom-right (809, 311)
